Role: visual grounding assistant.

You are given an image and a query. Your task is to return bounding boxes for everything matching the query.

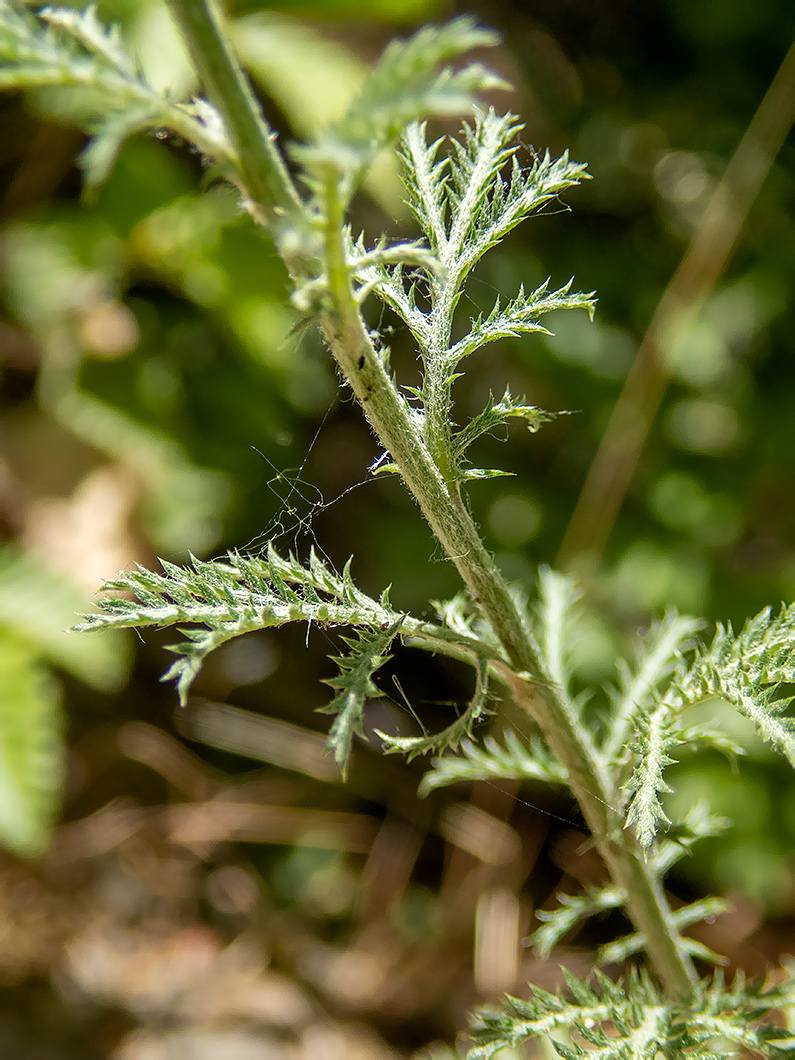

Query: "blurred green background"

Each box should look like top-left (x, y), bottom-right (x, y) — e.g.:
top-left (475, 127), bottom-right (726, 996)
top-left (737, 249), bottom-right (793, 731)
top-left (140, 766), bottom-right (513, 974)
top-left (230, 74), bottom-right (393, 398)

top-left (0, 0), bottom-right (793, 1056)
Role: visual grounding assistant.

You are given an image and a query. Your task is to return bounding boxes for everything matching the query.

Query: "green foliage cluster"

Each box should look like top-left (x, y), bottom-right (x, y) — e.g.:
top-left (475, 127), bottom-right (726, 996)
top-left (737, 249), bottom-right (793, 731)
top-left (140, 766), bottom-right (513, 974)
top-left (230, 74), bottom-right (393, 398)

top-left (1, 1), bottom-right (794, 1056)
top-left (0, 2), bottom-right (235, 190)
top-left (469, 968), bottom-right (795, 1059)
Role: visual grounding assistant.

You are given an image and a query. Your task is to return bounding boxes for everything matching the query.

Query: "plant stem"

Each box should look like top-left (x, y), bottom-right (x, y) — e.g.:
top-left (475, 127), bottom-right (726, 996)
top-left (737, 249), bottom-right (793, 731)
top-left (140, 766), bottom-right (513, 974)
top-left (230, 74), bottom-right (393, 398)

top-left (322, 177), bottom-right (697, 995)
top-left (503, 671), bottom-right (696, 995)
top-left (167, 0), bottom-right (699, 1000)
top-left (321, 175), bottom-right (532, 675)
top-left (166, 0), bottom-right (303, 232)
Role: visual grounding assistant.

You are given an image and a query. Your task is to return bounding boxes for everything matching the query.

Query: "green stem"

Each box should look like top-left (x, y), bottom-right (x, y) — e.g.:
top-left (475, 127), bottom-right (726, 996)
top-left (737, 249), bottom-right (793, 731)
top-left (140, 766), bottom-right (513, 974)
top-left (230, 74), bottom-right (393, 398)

top-left (320, 177), bottom-right (696, 993)
top-left (166, 0), bottom-right (303, 232)
top-left (422, 272), bottom-right (460, 489)
top-left (322, 175), bottom-right (531, 673)
top-left (504, 672), bottom-right (696, 995)
top-left (166, 0), bottom-right (699, 999)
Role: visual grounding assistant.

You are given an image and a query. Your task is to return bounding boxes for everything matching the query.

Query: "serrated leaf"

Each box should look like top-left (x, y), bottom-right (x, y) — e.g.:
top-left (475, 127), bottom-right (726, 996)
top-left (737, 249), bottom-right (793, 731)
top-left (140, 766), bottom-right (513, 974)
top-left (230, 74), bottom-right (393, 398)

top-left (468, 968), bottom-right (795, 1060)
top-left (419, 727), bottom-right (565, 795)
top-left (78, 547), bottom-right (501, 720)
top-left (468, 968), bottom-right (664, 1060)
top-left (622, 605), bottom-right (795, 842)
top-left (595, 897), bottom-right (728, 968)
top-left (319, 620), bottom-right (403, 777)
top-left (0, 629), bottom-right (63, 857)
top-left (623, 703), bottom-right (679, 848)
top-left (39, 4), bottom-right (135, 74)
top-left (671, 604), bottom-right (795, 768)
top-left (441, 110), bottom-right (589, 275)
top-left (400, 122), bottom-right (450, 252)
top-left (377, 657), bottom-right (491, 761)
top-left (602, 610), bottom-right (702, 762)
top-left (453, 387), bottom-right (556, 463)
top-left (78, 549), bottom-right (396, 706)
top-left (450, 279), bottom-right (596, 362)
top-left (331, 17), bottom-right (505, 172)
top-left (530, 884), bottom-right (625, 959)
top-left (0, 2), bottom-right (234, 189)
top-left (532, 567), bottom-right (583, 715)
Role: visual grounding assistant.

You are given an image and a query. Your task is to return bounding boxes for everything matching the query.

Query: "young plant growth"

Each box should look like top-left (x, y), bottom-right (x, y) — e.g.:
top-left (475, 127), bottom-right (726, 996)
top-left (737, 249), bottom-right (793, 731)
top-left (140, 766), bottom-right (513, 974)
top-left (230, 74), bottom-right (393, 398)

top-left (3, 1), bottom-right (795, 1054)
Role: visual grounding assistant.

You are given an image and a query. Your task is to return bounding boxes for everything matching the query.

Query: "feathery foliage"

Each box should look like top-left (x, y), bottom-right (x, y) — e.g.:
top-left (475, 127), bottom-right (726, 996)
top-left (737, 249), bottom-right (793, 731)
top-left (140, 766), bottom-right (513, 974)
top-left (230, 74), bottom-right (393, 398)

top-left (530, 885), bottom-right (626, 961)
top-left (7, 3), bottom-right (795, 1051)
top-left (320, 620), bottom-right (402, 778)
top-left (469, 968), bottom-right (795, 1059)
top-left (601, 610), bottom-right (702, 762)
top-left (376, 657), bottom-right (493, 761)
top-left (324, 17), bottom-right (507, 180)
top-left (354, 109), bottom-right (595, 490)
top-left (530, 567), bottom-right (587, 720)
top-left (0, 1), bottom-right (233, 191)
top-left (623, 703), bottom-right (681, 849)
top-left (76, 548), bottom-right (498, 774)
top-left (675, 605), bottom-right (795, 764)
top-left (419, 728), bottom-right (566, 794)
top-left (622, 603), bottom-right (795, 849)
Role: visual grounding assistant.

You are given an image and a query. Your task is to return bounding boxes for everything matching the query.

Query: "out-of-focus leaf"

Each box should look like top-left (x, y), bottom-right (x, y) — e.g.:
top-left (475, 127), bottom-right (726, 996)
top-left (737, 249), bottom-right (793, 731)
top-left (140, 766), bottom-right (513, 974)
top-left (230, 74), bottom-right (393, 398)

top-left (0, 628), bottom-right (63, 857)
top-left (0, 546), bottom-right (131, 692)
top-left (232, 12), bottom-right (406, 215)
top-left (256, 0), bottom-right (442, 19)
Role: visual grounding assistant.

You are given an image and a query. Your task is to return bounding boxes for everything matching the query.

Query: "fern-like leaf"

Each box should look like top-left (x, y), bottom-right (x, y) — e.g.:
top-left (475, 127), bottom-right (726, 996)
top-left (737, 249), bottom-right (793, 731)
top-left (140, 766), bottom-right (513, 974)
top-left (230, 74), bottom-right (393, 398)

top-left (442, 108), bottom-right (524, 266)
top-left (468, 968), bottom-right (795, 1060)
top-left (674, 604), bottom-right (795, 767)
top-left (400, 121), bottom-right (450, 252)
top-left (623, 603), bottom-right (795, 847)
top-left (319, 620), bottom-right (402, 777)
top-left (449, 279), bottom-right (596, 363)
top-left (377, 657), bottom-right (491, 761)
top-left (444, 110), bottom-right (588, 276)
top-left (532, 567), bottom-right (589, 723)
top-left (595, 896), bottom-right (728, 967)
top-left (623, 703), bottom-right (680, 849)
top-left (334, 16), bottom-right (506, 164)
top-left (430, 591), bottom-right (503, 655)
top-left (76, 548), bottom-right (501, 768)
top-left (295, 17), bottom-right (506, 201)
top-left (358, 115), bottom-right (592, 492)
top-left (0, 2), bottom-right (233, 190)
top-left (398, 109), bottom-right (591, 296)
top-left (419, 728), bottom-right (565, 795)
top-left (39, 4), bottom-right (134, 72)
top-left (469, 967), bottom-right (665, 1060)
top-left (602, 610), bottom-right (702, 763)
top-left (530, 885), bottom-right (625, 960)
top-left (453, 388), bottom-right (556, 464)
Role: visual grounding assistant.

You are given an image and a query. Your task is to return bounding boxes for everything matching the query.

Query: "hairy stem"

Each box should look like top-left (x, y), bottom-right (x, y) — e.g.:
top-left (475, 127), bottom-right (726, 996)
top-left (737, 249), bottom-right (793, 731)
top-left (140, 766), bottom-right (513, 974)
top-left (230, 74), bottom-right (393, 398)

top-left (167, 0), bottom-right (699, 1000)
top-left (503, 671), bottom-right (696, 994)
top-left (167, 0), bottom-right (303, 235)
top-left (322, 175), bottom-right (697, 994)
top-left (322, 175), bottom-right (532, 674)
top-left (423, 263), bottom-right (463, 489)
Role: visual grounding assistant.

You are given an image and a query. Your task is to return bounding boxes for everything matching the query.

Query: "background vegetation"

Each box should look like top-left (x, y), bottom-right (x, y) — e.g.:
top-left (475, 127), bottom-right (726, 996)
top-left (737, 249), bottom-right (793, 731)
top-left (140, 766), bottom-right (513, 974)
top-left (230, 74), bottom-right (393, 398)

top-left (0, 0), bottom-right (793, 1055)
